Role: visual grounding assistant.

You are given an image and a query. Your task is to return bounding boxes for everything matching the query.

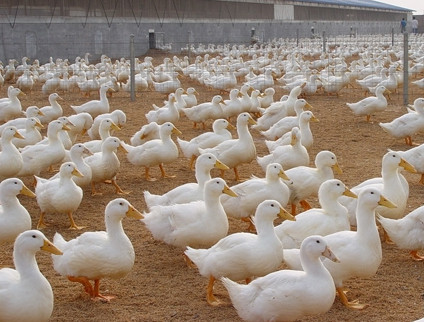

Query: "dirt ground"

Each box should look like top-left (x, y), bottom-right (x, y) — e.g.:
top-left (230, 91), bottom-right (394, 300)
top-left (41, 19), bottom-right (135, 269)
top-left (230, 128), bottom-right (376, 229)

top-left (1, 50), bottom-right (424, 322)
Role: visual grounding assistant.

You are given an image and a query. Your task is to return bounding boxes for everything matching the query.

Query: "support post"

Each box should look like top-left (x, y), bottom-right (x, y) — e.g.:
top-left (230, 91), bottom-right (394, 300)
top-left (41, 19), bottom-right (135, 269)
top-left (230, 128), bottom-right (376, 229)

top-left (403, 32), bottom-right (409, 106)
top-left (130, 34), bottom-right (135, 102)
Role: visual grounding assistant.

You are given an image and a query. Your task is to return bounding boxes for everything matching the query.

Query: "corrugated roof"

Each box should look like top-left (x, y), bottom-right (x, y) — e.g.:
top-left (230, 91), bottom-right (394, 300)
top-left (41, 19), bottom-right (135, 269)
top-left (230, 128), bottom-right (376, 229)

top-left (292, 0), bottom-right (412, 12)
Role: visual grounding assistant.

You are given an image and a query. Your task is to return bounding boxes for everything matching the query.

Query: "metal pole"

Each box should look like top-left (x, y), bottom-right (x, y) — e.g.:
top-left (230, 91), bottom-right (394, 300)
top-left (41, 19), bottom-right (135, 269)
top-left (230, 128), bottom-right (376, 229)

top-left (322, 31), bottom-right (326, 53)
top-left (403, 32), bottom-right (408, 106)
top-left (296, 29), bottom-right (299, 47)
top-left (130, 34), bottom-right (135, 102)
top-left (391, 27), bottom-right (394, 47)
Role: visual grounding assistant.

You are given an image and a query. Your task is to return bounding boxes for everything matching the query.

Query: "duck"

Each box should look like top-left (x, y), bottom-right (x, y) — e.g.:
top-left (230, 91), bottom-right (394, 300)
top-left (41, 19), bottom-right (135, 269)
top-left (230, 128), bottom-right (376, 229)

top-left (339, 151), bottom-right (416, 231)
top-left (83, 118), bottom-right (120, 153)
top-left (87, 109), bottom-right (126, 140)
top-left (265, 111), bottom-right (318, 152)
top-left (0, 86), bottom-right (24, 123)
top-left (146, 93), bottom-right (179, 125)
top-left (379, 98), bottom-right (424, 145)
top-left (0, 230), bottom-right (62, 322)
top-left (243, 68), bottom-right (275, 91)
top-left (123, 122), bottom-right (181, 181)
top-left (183, 95), bottom-right (225, 129)
top-left (0, 106), bottom-right (43, 133)
top-left (257, 127), bottom-right (309, 172)
top-left (142, 178), bottom-right (237, 248)
top-left (35, 161), bottom-right (84, 230)
top-left (37, 92), bottom-right (64, 124)
top-left (260, 99), bottom-right (312, 140)
top-left (377, 207), bottom-right (424, 261)
top-left (70, 83), bottom-right (112, 118)
top-left (0, 178), bottom-right (35, 244)
top-left (284, 187), bottom-right (396, 309)
top-left (257, 87), bottom-right (275, 109)
top-left (275, 179), bottom-right (356, 249)
top-left (346, 85), bottom-right (389, 122)
top-left (392, 145), bottom-right (424, 184)
top-left (177, 118), bottom-right (233, 169)
top-left (185, 200), bottom-right (294, 306)
top-left (51, 198), bottom-right (143, 301)
top-left (203, 68), bottom-right (237, 93)
top-left (284, 150), bottom-right (342, 215)
top-left (221, 88), bottom-right (243, 122)
top-left (57, 143), bottom-right (93, 187)
top-left (15, 68), bottom-right (34, 93)
top-left (221, 235), bottom-right (338, 321)
top-left (181, 87), bottom-right (198, 108)
top-left (84, 136), bottom-right (127, 195)
top-left (11, 117), bottom-right (43, 149)
top-left (144, 153), bottom-right (228, 208)
top-left (200, 112), bottom-right (256, 181)
top-left (41, 72), bottom-right (61, 95)
top-left (66, 112), bottom-right (93, 143)
top-left (151, 73), bottom-right (181, 94)
top-left (17, 120), bottom-right (70, 178)
top-left (221, 163), bottom-right (291, 231)
top-left (0, 126), bottom-right (24, 180)
top-left (130, 121), bottom-right (160, 146)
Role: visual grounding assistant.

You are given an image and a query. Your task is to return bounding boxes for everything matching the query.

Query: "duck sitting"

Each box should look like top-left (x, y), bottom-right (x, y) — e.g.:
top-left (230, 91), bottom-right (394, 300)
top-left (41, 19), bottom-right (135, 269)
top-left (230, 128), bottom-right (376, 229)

top-left (123, 122), bottom-right (181, 181)
top-left (144, 153), bottom-right (228, 208)
top-left (35, 162), bottom-right (84, 230)
top-left (11, 117), bottom-right (43, 149)
top-left (70, 83), bottom-right (112, 119)
top-left (51, 198), bottom-right (143, 302)
top-left (0, 86), bottom-right (25, 123)
top-left (200, 113), bottom-right (257, 181)
top-left (142, 178), bottom-right (237, 249)
top-left (284, 188), bottom-right (396, 309)
top-left (0, 126), bottom-right (24, 180)
top-left (177, 118), bottom-right (233, 169)
top-left (275, 179), bottom-right (356, 249)
top-left (0, 230), bottom-right (62, 321)
top-left (221, 235), bottom-right (338, 321)
top-left (0, 178), bottom-right (35, 244)
top-left (346, 85), bottom-right (389, 122)
top-left (185, 200), bottom-right (294, 306)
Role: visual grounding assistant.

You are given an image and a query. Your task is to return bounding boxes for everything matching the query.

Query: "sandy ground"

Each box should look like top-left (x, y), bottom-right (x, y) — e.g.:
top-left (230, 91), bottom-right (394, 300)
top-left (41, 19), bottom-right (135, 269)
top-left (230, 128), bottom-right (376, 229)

top-left (1, 50), bottom-right (424, 321)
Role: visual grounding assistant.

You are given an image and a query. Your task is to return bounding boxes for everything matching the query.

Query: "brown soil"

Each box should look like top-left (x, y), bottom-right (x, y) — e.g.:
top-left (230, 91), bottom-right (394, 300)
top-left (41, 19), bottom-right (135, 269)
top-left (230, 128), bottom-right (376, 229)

top-left (1, 52), bottom-right (424, 322)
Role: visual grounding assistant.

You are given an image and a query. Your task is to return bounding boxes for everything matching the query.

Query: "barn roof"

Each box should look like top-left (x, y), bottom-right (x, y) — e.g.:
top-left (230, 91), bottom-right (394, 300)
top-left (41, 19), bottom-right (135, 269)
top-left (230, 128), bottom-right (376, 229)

top-left (291, 0), bottom-right (412, 12)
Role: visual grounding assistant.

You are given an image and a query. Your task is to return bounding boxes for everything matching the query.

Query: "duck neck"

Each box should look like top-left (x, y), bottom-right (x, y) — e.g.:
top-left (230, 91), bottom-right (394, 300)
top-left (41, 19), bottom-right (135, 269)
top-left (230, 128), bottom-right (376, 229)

top-left (195, 167), bottom-right (212, 187)
top-left (13, 248), bottom-right (41, 280)
top-left (355, 203), bottom-right (380, 245)
top-left (0, 194), bottom-right (20, 210)
top-left (105, 215), bottom-right (126, 238)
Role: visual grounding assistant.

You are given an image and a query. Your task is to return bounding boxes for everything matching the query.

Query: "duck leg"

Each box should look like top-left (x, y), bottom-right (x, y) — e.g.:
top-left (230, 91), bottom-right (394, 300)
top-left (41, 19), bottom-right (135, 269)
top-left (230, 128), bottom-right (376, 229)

top-left (299, 199), bottom-right (312, 211)
top-left (67, 211), bottom-right (84, 230)
top-left (90, 181), bottom-right (102, 196)
top-left (233, 167), bottom-right (241, 181)
top-left (145, 167), bottom-right (157, 182)
top-left (93, 279), bottom-right (116, 302)
top-left (241, 217), bottom-right (256, 232)
top-left (337, 287), bottom-right (369, 310)
top-left (37, 211), bottom-right (48, 229)
top-left (159, 163), bottom-right (176, 178)
top-left (410, 250), bottom-right (424, 261)
top-left (111, 177), bottom-right (129, 194)
top-left (419, 174), bottom-right (424, 185)
top-left (206, 276), bottom-right (220, 306)
top-left (189, 155), bottom-right (197, 170)
top-left (68, 276), bottom-right (94, 297)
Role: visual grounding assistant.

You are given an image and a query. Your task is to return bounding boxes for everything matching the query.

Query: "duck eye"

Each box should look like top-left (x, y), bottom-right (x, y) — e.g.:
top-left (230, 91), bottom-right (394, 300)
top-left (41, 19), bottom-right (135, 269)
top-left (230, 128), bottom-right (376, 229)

top-left (119, 202), bottom-right (123, 206)
top-left (32, 235), bottom-right (36, 238)
top-left (316, 239), bottom-right (320, 243)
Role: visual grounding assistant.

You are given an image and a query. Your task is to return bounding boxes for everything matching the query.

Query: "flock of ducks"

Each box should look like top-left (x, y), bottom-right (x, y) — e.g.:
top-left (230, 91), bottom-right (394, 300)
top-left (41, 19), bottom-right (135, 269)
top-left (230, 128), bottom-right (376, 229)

top-left (0, 32), bottom-right (424, 321)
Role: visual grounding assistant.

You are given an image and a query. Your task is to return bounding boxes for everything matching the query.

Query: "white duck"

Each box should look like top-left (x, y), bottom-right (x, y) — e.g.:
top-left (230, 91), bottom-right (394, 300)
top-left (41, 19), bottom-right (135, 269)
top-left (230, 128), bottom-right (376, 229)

top-left (258, 87), bottom-right (275, 109)
top-left (146, 93), bottom-right (180, 125)
top-left (0, 126), bottom-right (24, 180)
top-left (285, 150), bottom-right (342, 215)
top-left (84, 136), bottom-right (127, 195)
top-left (346, 85), bottom-right (389, 122)
top-left (339, 151), bottom-right (415, 230)
top-left (181, 87), bottom-right (198, 108)
top-left (222, 88), bottom-right (243, 121)
top-left (83, 118), bottom-right (120, 153)
top-left (177, 118), bottom-right (233, 169)
top-left (0, 178), bottom-right (35, 244)
top-left (185, 200), bottom-right (294, 306)
top-left (243, 68), bottom-right (275, 91)
top-left (35, 161), bottom-right (84, 230)
top-left (284, 188), bottom-right (396, 309)
top-left (221, 235), bottom-right (338, 321)
top-left (221, 163), bottom-right (291, 230)
top-left (70, 83), bottom-right (112, 118)
top-left (183, 95), bottom-right (225, 129)
top-left (200, 113), bottom-right (256, 181)
top-left (0, 230), bottom-right (62, 322)
top-left (265, 111), bottom-right (318, 152)
top-left (130, 121), bottom-right (160, 146)
top-left (379, 98), bottom-right (424, 145)
top-left (0, 86), bottom-right (24, 123)
top-left (11, 117), bottom-right (43, 149)
top-left (123, 122), bottom-right (181, 181)
top-left (66, 112), bottom-right (93, 143)
top-left (87, 109), bottom-right (126, 140)
top-left (0, 105), bottom-right (43, 133)
top-left (275, 179), bottom-right (356, 248)
top-left (393, 145), bottom-right (424, 184)
top-left (37, 92), bottom-right (63, 124)
top-left (17, 120), bottom-right (69, 178)
top-left (51, 198), bottom-right (142, 301)
top-left (257, 127), bottom-right (309, 172)
top-left (142, 178), bottom-right (237, 248)
top-left (144, 153), bottom-right (228, 208)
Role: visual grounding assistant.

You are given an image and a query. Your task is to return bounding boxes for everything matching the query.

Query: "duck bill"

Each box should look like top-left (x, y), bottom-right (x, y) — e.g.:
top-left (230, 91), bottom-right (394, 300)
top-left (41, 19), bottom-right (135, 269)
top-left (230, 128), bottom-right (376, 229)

top-left (248, 116), bottom-right (257, 126)
top-left (20, 184), bottom-right (36, 198)
top-left (332, 163), bottom-right (343, 175)
top-left (119, 143), bottom-right (128, 154)
top-left (343, 188), bottom-right (357, 198)
top-left (126, 204), bottom-right (144, 219)
top-left (378, 195), bottom-right (397, 209)
top-left (305, 102), bottom-right (313, 109)
top-left (35, 120), bottom-right (44, 129)
top-left (72, 168), bottom-right (84, 178)
top-left (14, 131), bottom-right (25, 139)
top-left (399, 158), bottom-right (417, 173)
top-left (42, 239), bottom-right (63, 255)
top-left (279, 207), bottom-right (295, 221)
top-left (214, 159), bottom-right (229, 170)
top-left (223, 184), bottom-right (238, 197)
top-left (278, 169), bottom-right (290, 181)
top-left (290, 133), bottom-right (297, 146)
top-left (62, 124), bottom-right (71, 131)
top-left (111, 122), bottom-right (121, 132)
top-left (172, 126), bottom-right (182, 135)
top-left (227, 122), bottom-right (236, 130)
top-left (322, 246), bottom-right (339, 263)
top-left (310, 115), bottom-right (319, 122)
